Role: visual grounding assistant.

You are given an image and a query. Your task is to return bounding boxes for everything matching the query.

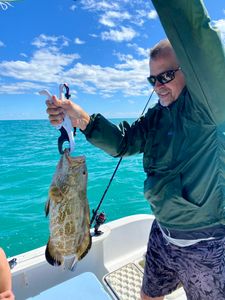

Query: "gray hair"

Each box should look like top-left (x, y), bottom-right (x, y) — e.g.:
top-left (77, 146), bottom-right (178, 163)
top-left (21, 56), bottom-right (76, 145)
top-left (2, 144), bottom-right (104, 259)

top-left (150, 39), bottom-right (175, 60)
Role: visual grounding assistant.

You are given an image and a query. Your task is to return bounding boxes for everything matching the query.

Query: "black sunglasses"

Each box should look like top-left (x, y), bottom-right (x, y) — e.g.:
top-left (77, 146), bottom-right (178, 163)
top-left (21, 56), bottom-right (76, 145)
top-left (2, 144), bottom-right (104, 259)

top-left (147, 67), bottom-right (181, 87)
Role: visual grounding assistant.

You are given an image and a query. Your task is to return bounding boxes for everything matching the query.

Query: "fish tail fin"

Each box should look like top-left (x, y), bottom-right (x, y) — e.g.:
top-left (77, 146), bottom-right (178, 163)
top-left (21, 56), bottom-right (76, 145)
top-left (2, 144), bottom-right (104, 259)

top-left (45, 240), bottom-right (62, 267)
top-left (70, 257), bottom-right (78, 271)
top-left (64, 255), bottom-right (78, 271)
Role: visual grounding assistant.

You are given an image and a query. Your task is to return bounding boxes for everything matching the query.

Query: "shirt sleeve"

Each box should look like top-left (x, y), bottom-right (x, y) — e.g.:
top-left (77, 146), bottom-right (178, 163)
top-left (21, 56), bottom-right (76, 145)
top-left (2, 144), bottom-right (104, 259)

top-left (81, 113), bottom-right (148, 157)
top-left (152, 0), bottom-right (225, 124)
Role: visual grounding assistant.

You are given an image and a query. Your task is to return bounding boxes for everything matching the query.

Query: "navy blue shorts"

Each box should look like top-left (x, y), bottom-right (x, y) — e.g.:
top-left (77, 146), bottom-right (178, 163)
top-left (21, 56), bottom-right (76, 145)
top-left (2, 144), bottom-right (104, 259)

top-left (141, 220), bottom-right (225, 299)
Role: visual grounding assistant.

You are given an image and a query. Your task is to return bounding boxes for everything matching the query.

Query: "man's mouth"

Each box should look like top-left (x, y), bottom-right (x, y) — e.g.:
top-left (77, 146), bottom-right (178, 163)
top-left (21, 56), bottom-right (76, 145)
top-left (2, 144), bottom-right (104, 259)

top-left (158, 91), bottom-right (169, 97)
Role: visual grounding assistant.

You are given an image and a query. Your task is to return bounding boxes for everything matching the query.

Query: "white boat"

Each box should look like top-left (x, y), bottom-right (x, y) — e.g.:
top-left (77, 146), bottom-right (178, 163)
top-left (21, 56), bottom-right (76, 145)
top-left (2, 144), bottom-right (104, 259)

top-left (10, 214), bottom-right (187, 300)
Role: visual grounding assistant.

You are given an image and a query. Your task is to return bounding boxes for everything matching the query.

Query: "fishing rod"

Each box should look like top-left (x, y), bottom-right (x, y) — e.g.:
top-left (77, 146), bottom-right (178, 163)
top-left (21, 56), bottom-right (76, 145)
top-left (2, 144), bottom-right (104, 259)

top-left (91, 89), bottom-right (155, 234)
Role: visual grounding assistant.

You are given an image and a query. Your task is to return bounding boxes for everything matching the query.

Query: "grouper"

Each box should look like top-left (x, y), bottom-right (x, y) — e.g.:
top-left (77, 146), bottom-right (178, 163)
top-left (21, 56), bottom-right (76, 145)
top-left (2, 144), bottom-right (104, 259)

top-left (45, 150), bottom-right (91, 270)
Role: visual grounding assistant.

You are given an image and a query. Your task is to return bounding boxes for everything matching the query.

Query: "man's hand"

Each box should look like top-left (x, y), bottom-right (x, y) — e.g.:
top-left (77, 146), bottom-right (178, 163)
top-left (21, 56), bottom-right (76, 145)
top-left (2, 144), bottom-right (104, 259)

top-left (46, 95), bottom-right (90, 131)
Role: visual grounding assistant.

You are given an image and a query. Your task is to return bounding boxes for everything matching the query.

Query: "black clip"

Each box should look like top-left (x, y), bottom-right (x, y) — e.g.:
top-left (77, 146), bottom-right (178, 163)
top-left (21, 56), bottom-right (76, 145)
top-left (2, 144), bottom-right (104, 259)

top-left (57, 83), bottom-right (76, 154)
top-left (58, 127), bottom-right (76, 154)
top-left (8, 258), bottom-right (17, 270)
top-left (63, 83), bottom-right (71, 100)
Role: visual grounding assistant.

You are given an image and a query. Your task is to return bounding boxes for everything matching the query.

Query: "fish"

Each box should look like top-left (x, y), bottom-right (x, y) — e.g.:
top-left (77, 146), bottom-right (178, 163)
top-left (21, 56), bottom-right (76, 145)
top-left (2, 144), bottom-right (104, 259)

top-left (45, 150), bottom-right (91, 270)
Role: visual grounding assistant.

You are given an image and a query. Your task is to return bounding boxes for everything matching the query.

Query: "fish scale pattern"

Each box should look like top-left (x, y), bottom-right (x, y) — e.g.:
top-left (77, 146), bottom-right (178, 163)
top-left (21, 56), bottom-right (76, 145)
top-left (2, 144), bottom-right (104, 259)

top-left (104, 263), bottom-right (143, 300)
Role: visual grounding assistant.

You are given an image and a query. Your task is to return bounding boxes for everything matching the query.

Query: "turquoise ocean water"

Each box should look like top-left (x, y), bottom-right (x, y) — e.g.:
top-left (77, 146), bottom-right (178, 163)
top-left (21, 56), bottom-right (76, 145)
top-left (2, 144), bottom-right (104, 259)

top-left (0, 119), bottom-right (151, 258)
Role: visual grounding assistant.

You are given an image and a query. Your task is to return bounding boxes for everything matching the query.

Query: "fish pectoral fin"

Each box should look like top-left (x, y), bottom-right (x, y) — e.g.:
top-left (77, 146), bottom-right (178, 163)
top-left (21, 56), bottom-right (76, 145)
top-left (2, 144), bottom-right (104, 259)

top-left (49, 186), bottom-right (63, 204)
top-left (45, 240), bottom-right (62, 267)
top-left (45, 198), bottom-right (50, 217)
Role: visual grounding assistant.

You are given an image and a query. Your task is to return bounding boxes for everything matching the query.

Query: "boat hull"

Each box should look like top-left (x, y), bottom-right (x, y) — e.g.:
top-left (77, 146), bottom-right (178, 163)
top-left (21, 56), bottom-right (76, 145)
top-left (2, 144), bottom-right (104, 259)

top-left (11, 214), bottom-right (153, 300)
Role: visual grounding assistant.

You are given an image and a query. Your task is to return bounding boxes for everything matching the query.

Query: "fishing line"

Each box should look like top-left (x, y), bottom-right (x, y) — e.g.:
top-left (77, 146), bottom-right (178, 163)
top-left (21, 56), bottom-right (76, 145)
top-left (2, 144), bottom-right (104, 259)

top-left (90, 89), bottom-right (155, 226)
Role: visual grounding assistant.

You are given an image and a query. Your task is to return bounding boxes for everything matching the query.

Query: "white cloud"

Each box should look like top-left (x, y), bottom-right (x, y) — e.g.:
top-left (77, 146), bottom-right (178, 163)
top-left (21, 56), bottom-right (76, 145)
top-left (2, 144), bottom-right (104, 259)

top-left (99, 11), bottom-right (131, 27)
top-left (0, 81), bottom-right (45, 94)
top-left (101, 26), bottom-right (137, 42)
top-left (0, 23), bottom-right (152, 98)
top-left (79, 0), bottom-right (154, 29)
top-left (0, 41), bottom-right (5, 47)
top-left (212, 19), bottom-right (225, 30)
top-left (60, 52), bottom-right (150, 97)
top-left (127, 43), bottom-right (149, 57)
top-left (89, 33), bottom-right (98, 38)
top-left (0, 47), bottom-right (150, 98)
top-left (70, 4), bottom-right (76, 11)
top-left (74, 38), bottom-right (85, 45)
top-left (113, 53), bottom-right (134, 68)
top-left (80, 0), bottom-right (119, 12)
top-left (211, 19), bottom-right (225, 43)
top-left (20, 53), bottom-right (28, 58)
top-left (147, 10), bottom-right (158, 20)
top-left (0, 49), bottom-right (80, 83)
top-left (32, 34), bottom-right (70, 49)
top-left (66, 61), bottom-right (148, 97)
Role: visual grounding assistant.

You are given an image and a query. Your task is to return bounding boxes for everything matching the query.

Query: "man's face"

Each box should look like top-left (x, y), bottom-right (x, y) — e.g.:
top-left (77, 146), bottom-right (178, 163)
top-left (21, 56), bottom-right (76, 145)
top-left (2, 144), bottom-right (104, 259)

top-left (149, 51), bottom-right (185, 107)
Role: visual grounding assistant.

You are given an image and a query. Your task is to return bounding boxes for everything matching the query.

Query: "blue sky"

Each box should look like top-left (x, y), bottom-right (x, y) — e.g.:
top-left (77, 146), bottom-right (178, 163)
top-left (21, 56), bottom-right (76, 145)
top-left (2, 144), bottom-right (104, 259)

top-left (0, 0), bottom-right (224, 120)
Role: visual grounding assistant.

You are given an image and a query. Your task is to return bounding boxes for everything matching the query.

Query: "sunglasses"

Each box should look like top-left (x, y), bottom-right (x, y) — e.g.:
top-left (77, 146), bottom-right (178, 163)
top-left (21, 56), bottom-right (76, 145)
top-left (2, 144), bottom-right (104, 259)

top-left (147, 67), bottom-right (181, 87)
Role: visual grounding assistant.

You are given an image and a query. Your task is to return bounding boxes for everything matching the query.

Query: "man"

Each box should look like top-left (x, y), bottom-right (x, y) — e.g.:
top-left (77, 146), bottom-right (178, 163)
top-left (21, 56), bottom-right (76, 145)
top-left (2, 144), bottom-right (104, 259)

top-left (46, 0), bottom-right (225, 299)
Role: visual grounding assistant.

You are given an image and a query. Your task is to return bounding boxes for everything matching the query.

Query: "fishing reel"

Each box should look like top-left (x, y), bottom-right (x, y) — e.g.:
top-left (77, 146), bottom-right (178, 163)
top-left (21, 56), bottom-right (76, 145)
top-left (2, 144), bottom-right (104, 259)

top-left (93, 212), bottom-right (106, 236)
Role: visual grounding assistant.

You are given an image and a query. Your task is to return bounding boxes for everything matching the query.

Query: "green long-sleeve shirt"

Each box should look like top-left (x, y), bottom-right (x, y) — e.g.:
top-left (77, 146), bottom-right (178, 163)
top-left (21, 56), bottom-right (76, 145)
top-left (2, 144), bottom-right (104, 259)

top-left (82, 0), bottom-right (225, 233)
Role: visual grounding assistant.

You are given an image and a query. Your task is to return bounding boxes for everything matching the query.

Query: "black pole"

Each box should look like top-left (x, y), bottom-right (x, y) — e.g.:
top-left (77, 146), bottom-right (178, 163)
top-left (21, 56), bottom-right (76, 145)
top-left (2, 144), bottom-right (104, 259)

top-left (90, 89), bottom-right (155, 226)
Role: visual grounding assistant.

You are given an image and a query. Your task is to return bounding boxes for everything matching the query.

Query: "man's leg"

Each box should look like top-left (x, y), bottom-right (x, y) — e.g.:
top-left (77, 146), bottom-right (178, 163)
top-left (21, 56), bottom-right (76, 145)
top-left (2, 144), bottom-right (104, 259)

top-left (141, 220), bottom-right (180, 299)
top-left (177, 237), bottom-right (225, 299)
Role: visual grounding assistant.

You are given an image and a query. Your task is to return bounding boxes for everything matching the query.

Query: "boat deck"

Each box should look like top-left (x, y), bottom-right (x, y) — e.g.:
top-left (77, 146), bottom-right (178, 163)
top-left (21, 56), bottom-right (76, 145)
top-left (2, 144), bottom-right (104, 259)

top-left (103, 259), bottom-right (186, 300)
top-left (25, 262), bottom-right (186, 300)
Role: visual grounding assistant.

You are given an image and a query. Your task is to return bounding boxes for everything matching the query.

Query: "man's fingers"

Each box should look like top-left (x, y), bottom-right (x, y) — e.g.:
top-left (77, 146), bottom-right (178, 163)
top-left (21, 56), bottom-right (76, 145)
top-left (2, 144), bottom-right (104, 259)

top-left (46, 95), bottom-right (69, 126)
top-left (45, 100), bottom-right (58, 108)
top-left (49, 119), bottom-right (63, 126)
top-left (46, 107), bottom-right (64, 116)
top-left (51, 95), bottom-right (65, 106)
top-left (46, 96), bottom-right (74, 112)
top-left (45, 95), bottom-right (64, 107)
top-left (48, 113), bottom-right (64, 124)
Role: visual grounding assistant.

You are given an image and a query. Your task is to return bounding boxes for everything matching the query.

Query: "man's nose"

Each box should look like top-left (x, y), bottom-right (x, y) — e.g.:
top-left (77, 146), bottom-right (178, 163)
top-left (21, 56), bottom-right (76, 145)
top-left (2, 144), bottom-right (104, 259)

top-left (154, 79), bottom-right (164, 89)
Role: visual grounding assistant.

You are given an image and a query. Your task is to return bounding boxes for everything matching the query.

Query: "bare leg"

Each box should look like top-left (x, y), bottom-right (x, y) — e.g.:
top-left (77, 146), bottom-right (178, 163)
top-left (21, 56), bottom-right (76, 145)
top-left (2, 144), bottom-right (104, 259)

top-left (140, 290), bottom-right (164, 300)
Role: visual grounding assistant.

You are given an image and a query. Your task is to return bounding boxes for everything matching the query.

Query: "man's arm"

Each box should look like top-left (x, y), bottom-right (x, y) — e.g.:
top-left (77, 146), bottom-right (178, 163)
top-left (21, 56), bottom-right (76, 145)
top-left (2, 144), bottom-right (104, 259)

top-left (152, 0), bottom-right (225, 124)
top-left (46, 96), bottom-right (148, 157)
top-left (82, 113), bottom-right (147, 157)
